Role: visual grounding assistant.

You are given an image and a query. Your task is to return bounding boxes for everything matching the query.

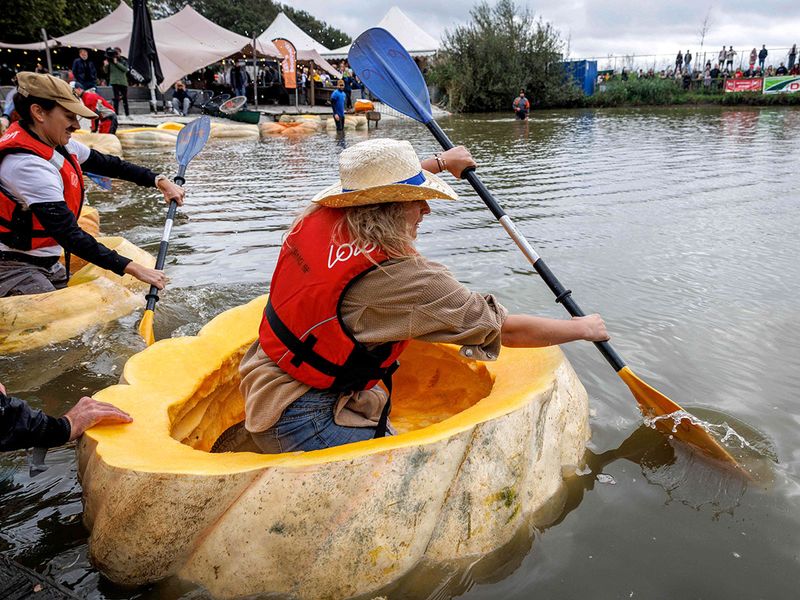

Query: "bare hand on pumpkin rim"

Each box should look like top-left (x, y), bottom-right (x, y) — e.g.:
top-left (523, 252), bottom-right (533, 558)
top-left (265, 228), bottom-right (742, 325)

top-left (64, 396), bottom-right (133, 441)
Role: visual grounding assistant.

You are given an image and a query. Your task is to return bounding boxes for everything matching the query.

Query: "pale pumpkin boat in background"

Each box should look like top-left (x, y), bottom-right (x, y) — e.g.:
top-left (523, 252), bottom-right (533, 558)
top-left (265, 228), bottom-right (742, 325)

top-left (78, 294), bottom-right (591, 600)
top-left (0, 206), bottom-right (154, 353)
top-left (116, 121), bottom-right (259, 149)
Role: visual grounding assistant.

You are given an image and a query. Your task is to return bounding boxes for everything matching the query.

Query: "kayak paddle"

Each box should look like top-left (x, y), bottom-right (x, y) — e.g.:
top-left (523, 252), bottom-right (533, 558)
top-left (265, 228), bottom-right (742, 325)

top-left (138, 115), bottom-right (211, 346)
top-left (348, 29), bottom-right (741, 469)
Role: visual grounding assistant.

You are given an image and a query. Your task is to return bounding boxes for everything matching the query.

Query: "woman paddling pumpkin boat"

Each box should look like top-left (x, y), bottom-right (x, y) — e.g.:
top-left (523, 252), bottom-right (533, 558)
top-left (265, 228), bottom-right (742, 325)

top-left (241, 138), bottom-right (610, 453)
top-left (0, 72), bottom-right (184, 298)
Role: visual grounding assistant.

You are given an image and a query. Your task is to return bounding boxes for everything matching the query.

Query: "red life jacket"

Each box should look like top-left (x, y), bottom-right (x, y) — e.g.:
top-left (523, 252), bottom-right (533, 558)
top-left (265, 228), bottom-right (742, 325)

top-left (0, 123), bottom-right (84, 251)
top-left (259, 206), bottom-right (410, 395)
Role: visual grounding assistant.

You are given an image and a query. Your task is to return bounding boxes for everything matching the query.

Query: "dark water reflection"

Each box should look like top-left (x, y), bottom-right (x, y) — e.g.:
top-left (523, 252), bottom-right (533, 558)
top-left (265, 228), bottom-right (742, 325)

top-left (2, 107), bottom-right (799, 598)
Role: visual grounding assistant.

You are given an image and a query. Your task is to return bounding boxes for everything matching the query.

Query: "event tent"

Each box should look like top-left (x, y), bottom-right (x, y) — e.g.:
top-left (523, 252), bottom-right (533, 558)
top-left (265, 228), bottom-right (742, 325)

top-left (256, 13), bottom-right (341, 77)
top-left (322, 6), bottom-right (441, 59)
top-left (0, 3), bottom-right (280, 91)
top-left (256, 12), bottom-right (330, 54)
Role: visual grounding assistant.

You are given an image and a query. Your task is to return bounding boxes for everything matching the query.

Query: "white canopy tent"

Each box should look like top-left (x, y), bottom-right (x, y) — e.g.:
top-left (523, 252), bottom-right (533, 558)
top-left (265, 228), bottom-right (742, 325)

top-left (323, 6), bottom-right (440, 59)
top-left (255, 13), bottom-right (341, 77)
top-left (256, 12), bottom-right (330, 54)
top-left (0, 3), bottom-right (280, 91)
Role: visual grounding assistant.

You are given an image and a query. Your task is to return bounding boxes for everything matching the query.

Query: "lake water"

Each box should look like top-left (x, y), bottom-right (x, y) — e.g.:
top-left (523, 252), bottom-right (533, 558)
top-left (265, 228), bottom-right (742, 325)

top-left (2, 107), bottom-right (799, 599)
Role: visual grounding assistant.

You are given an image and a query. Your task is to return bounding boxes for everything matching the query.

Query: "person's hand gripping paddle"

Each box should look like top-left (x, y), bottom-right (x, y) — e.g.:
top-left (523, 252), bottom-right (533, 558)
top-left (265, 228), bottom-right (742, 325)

top-left (138, 116), bottom-right (211, 346)
top-left (348, 29), bottom-right (743, 471)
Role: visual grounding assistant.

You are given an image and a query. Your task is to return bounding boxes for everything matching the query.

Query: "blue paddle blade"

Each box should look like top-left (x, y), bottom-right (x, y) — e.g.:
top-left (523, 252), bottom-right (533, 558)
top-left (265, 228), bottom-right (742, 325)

top-left (85, 172), bottom-right (112, 190)
top-left (176, 115), bottom-right (211, 168)
top-left (349, 28), bottom-right (433, 124)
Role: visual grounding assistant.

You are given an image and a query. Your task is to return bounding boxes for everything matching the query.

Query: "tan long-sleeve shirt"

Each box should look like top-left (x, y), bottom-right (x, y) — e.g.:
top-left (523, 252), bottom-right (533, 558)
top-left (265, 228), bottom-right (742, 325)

top-left (240, 255), bottom-right (508, 433)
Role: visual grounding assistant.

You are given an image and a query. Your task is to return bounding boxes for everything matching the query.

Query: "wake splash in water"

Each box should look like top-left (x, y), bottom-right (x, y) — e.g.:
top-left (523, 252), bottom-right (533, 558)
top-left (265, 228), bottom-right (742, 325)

top-left (644, 409), bottom-right (752, 450)
top-left (634, 408), bottom-right (778, 515)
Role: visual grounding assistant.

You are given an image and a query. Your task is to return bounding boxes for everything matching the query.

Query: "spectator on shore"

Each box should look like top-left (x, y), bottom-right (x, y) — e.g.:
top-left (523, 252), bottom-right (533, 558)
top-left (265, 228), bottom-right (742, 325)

top-left (703, 64), bottom-right (711, 90)
top-left (789, 44), bottom-right (798, 70)
top-left (71, 48), bottom-right (97, 91)
top-left (231, 60), bottom-right (249, 105)
top-left (725, 46), bottom-right (736, 71)
top-left (718, 47), bottom-right (726, 68)
top-left (1, 382), bottom-right (132, 453)
top-left (621, 68), bottom-right (628, 81)
top-left (513, 89), bottom-right (530, 120)
top-left (790, 63), bottom-right (800, 75)
top-left (171, 80), bottom-right (191, 116)
top-left (776, 62), bottom-right (788, 76)
top-left (758, 45), bottom-right (768, 71)
top-left (734, 67), bottom-right (744, 78)
top-left (766, 65), bottom-right (776, 76)
top-left (104, 47), bottom-right (129, 117)
top-left (684, 50), bottom-right (692, 72)
top-left (749, 48), bottom-right (757, 71)
top-left (299, 68), bottom-right (309, 105)
top-left (682, 70), bottom-right (691, 90)
top-left (73, 82), bottom-right (117, 134)
top-left (343, 71), bottom-right (353, 110)
top-left (675, 50), bottom-right (683, 72)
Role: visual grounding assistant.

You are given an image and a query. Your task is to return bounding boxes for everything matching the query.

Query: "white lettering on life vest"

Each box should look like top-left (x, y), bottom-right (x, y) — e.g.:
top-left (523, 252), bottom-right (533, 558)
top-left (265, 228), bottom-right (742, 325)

top-left (0, 130), bottom-right (19, 144)
top-left (327, 242), bottom-right (377, 269)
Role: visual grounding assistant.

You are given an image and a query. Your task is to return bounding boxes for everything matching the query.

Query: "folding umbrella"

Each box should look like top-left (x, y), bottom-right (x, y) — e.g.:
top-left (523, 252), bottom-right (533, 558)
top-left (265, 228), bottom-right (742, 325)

top-left (129, 0), bottom-right (163, 112)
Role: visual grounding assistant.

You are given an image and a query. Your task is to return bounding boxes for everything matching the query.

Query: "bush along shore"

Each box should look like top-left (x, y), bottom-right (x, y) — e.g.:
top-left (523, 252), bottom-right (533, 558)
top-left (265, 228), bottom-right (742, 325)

top-left (579, 77), bottom-right (800, 108)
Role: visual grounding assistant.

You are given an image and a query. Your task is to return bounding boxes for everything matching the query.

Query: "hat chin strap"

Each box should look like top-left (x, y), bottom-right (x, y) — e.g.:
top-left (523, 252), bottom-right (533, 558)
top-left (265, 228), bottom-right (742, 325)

top-left (342, 170), bottom-right (425, 192)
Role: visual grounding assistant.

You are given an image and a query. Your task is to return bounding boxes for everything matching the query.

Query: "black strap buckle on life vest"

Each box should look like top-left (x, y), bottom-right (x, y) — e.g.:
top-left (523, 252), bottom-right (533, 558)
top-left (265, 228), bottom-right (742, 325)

top-left (265, 299), bottom-right (397, 389)
top-left (266, 299), bottom-right (400, 439)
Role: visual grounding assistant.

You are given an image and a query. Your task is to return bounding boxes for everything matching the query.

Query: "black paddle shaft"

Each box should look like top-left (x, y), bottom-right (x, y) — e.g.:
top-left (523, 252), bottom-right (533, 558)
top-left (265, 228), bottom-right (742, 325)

top-left (426, 120), bottom-right (626, 373)
top-left (144, 170), bottom-right (185, 311)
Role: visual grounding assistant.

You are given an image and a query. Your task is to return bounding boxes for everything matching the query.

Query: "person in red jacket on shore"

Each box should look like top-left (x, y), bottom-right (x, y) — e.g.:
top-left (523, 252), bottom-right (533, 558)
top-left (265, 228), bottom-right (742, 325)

top-left (73, 82), bottom-right (118, 134)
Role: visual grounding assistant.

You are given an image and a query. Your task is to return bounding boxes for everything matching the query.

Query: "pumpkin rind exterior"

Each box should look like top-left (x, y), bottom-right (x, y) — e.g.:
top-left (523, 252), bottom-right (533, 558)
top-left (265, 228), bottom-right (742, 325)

top-left (78, 295), bottom-right (590, 599)
top-left (0, 236), bottom-right (153, 353)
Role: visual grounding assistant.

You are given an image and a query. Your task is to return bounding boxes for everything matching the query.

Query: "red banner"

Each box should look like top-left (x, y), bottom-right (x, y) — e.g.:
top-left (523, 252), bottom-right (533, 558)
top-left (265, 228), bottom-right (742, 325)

top-left (272, 38), bottom-right (297, 89)
top-left (724, 78), bottom-right (763, 93)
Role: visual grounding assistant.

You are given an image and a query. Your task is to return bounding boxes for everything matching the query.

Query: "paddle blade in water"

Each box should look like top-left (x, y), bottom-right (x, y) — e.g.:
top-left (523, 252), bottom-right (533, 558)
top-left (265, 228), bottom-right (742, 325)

top-left (349, 28), bottom-right (432, 123)
top-left (176, 115), bottom-right (211, 168)
top-left (85, 172), bottom-right (112, 190)
top-left (138, 309), bottom-right (155, 347)
top-left (618, 366), bottom-right (739, 466)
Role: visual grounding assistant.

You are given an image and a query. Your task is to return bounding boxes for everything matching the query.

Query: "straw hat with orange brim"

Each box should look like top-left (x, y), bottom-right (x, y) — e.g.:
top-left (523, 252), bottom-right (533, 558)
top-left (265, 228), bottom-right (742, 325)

top-left (16, 72), bottom-right (97, 119)
top-left (312, 138), bottom-right (458, 208)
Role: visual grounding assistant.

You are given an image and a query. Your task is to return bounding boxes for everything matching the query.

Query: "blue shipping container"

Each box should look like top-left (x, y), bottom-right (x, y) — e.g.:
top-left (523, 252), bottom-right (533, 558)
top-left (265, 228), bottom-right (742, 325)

top-left (561, 60), bottom-right (598, 96)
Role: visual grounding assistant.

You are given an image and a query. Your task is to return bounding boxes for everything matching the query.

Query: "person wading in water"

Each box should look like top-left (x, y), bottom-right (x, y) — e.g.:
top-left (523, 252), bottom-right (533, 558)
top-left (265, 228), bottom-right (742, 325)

top-left (513, 89), bottom-right (530, 120)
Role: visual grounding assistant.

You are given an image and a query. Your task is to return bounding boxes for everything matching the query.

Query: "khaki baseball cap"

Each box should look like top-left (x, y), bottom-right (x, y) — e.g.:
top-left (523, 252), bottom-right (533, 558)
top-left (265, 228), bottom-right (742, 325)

top-left (16, 72), bottom-right (97, 119)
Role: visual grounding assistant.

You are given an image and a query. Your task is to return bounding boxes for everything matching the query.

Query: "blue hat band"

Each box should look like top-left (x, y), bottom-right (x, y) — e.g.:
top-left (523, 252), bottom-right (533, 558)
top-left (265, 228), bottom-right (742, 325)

top-left (342, 171), bottom-right (426, 192)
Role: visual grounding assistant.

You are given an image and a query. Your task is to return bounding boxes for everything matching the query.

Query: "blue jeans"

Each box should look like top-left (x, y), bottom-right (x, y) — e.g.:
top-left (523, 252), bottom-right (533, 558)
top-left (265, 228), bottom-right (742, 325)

top-left (251, 389), bottom-right (382, 453)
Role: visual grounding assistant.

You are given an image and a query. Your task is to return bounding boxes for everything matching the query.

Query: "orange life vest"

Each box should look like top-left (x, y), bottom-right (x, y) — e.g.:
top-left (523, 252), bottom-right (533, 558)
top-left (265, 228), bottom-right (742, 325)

top-left (0, 123), bottom-right (84, 251)
top-left (258, 206), bottom-right (409, 395)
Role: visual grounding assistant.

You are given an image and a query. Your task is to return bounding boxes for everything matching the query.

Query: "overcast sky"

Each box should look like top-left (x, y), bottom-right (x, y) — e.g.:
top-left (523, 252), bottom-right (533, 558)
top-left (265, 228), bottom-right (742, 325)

top-left (293, 0), bottom-right (799, 65)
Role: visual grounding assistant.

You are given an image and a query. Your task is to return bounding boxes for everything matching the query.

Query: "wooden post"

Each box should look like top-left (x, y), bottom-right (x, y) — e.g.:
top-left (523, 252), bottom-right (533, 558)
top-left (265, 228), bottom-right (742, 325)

top-left (310, 65), bottom-right (316, 106)
top-left (252, 36), bottom-right (259, 111)
top-left (41, 29), bottom-right (53, 74)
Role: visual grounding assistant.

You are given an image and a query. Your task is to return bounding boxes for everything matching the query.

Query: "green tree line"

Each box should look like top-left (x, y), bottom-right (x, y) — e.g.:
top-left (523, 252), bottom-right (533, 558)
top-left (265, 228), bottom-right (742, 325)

top-left (0, 0), bottom-right (350, 49)
top-left (1, 0), bottom-right (118, 43)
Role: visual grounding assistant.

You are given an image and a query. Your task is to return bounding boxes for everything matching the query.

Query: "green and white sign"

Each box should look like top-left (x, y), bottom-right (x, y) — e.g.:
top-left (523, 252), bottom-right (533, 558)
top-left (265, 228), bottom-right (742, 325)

top-left (763, 76), bottom-right (800, 94)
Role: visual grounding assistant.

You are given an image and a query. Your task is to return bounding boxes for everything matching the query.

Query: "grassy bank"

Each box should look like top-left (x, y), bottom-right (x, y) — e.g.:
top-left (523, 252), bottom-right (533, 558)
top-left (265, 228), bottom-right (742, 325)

top-left (569, 78), bottom-right (800, 108)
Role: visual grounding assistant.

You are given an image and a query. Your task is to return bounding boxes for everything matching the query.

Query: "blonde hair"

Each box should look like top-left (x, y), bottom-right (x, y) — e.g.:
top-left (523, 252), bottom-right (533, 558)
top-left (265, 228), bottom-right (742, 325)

top-left (287, 203), bottom-right (416, 260)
